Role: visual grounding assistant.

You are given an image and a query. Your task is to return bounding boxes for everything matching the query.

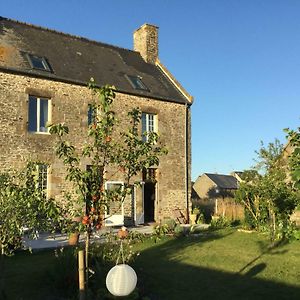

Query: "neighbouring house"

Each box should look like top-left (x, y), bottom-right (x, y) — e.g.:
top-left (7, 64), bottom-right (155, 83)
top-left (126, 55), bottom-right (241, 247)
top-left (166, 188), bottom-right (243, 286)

top-left (0, 17), bottom-right (193, 226)
top-left (192, 173), bottom-right (244, 221)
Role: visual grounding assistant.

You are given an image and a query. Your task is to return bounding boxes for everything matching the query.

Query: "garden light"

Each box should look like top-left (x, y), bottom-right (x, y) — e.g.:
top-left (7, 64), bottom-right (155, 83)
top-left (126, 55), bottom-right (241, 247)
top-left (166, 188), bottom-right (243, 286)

top-left (106, 264), bottom-right (137, 296)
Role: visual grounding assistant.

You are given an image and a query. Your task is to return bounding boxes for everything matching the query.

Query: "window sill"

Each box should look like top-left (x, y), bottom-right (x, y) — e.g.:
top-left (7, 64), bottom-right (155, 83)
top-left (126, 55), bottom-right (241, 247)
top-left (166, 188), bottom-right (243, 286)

top-left (28, 131), bottom-right (51, 135)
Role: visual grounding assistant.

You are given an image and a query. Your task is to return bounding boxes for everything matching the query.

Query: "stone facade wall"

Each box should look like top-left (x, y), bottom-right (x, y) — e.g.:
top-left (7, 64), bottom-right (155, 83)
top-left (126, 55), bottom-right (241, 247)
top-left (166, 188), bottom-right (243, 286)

top-left (0, 71), bottom-right (189, 223)
top-left (291, 210), bottom-right (300, 227)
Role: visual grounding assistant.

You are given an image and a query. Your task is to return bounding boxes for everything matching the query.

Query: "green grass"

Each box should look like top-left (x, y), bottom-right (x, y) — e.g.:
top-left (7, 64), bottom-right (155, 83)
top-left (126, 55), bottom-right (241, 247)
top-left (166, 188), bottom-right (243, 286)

top-left (0, 249), bottom-right (58, 299)
top-left (1, 229), bottom-right (300, 299)
top-left (133, 229), bottom-right (300, 299)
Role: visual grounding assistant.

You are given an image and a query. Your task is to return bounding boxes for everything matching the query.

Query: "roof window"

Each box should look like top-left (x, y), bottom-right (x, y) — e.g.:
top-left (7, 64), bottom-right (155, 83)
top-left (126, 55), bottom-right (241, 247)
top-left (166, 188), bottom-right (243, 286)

top-left (126, 75), bottom-right (149, 91)
top-left (27, 54), bottom-right (52, 72)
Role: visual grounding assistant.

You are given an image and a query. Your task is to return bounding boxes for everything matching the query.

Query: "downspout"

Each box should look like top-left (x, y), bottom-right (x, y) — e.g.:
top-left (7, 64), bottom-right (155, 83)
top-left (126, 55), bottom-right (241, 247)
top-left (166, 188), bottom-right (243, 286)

top-left (185, 102), bottom-right (190, 223)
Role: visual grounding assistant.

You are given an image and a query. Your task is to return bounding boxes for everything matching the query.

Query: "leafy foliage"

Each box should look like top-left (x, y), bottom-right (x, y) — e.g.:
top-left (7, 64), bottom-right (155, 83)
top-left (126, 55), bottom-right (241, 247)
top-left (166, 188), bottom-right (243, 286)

top-left (0, 163), bottom-right (63, 255)
top-left (285, 127), bottom-right (300, 190)
top-left (235, 137), bottom-right (299, 242)
top-left (210, 216), bottom-right (231, 229)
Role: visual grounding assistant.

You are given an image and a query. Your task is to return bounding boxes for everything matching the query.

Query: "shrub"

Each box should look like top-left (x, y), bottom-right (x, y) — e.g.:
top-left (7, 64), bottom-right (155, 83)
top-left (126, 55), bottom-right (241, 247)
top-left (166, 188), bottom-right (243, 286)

top-left (210, 216), bottom-right (230, 229)
top-left (162, 218), bottom-right (177, 231)
top-left (0, 164), bottom-right (63, 255)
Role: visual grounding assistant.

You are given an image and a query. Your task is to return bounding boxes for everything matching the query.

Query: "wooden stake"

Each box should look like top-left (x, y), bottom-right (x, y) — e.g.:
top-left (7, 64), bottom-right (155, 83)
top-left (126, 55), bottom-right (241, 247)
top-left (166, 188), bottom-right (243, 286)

top-left (78, 249), bottom-right (85, 300)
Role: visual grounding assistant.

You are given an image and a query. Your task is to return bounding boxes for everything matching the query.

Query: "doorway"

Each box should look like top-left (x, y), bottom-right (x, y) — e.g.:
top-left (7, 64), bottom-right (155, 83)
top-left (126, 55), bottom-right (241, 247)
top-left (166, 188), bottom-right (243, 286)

top-left (144, 182), bottom-right (156, 223)
top-left (143, 168), bottom-right (157, 223)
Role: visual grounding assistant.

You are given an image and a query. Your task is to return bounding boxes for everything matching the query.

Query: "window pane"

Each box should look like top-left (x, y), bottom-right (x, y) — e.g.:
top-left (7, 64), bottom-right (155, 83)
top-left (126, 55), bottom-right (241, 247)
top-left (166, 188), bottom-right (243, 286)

top-left (37, 164), bottom-right (48, 193)
top-left (31, 55), bottom-right (46, 69)
top-left (29, 55), bottom-right (50, 71)
top-left (127, 75), bottom-right (148, 90)
top-left (39, 99), bottom-right (49, 132)
top-left (88, 104), bottom-right (94, 125)
top-left (28, 96), bottom-right (37, 132)
top-left (141, 113), bottom-right (156, 141)
top-left (141, 113), bottom-right (147, 141)
top-left (148, 114), bottom-right (154, 132)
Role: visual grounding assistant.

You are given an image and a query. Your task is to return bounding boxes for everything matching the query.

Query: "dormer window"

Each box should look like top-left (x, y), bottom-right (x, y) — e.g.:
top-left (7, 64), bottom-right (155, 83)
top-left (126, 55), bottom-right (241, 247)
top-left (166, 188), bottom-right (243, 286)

top-left (27, 54), bottom-right (51, 72)
top-left (126, 75), bottom-right (149, 91)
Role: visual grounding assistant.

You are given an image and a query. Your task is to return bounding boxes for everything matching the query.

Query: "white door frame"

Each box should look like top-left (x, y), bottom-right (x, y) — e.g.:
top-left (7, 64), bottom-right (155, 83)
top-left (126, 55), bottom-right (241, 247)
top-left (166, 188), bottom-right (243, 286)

top-left (134, 181), bottom-right (145, 225)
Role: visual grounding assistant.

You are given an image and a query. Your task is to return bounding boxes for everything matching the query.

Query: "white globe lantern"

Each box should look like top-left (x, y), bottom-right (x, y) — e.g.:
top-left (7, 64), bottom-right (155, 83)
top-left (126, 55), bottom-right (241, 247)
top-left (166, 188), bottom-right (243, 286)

top-left (106, 264), bottom-right (137, 296)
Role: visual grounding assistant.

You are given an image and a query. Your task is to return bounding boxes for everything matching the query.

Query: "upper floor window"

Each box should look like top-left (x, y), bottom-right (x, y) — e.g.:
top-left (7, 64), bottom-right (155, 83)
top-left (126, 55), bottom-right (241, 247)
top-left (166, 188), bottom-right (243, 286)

top-left (126, 75), bottom-right (149, 91)
top-left (27, 54), bottom-right (52, 72)
top-left (28, 96), bottom-right (51, 133)
top-left (88, 104), bottom-right (96, 126)
top-left (142, 168), bottom-right (157, 183)
top-left (141, 112), bottom-right (156, 142)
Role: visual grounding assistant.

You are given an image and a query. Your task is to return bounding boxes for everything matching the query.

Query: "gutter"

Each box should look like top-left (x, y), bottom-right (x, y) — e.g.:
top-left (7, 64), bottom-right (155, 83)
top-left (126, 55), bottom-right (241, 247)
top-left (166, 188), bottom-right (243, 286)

top-left (185, 102), bottom-right (191, 223)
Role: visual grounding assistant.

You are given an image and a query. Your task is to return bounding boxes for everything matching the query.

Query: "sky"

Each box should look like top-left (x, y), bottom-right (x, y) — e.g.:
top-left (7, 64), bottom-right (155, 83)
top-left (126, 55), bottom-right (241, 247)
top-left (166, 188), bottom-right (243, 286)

top-left (2, 0), bottom-right (300, 180)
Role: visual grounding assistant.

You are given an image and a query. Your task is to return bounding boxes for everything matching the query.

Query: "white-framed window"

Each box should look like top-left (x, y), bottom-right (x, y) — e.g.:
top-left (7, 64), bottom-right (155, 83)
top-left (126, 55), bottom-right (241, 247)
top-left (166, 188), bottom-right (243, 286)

top-left (28, 96), bottom-right (51, 133)
top-left (36, 163), bottom-right (49, 195)
top-left (141, 112), bottom-right (157, 142)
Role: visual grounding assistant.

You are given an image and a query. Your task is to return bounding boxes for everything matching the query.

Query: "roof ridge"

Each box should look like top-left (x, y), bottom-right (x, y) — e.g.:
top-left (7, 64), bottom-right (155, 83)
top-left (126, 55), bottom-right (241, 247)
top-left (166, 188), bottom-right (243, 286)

top-left (0, 16), bottom-right (137, 53)
top-left (205, 173), bottom-right (234, 177)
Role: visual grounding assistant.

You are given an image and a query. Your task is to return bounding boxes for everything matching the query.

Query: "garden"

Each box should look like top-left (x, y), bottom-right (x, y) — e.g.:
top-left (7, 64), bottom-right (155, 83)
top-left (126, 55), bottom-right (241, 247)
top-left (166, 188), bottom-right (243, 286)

top-left (1, 227), bottom-right (300, 299)
top-left (0, 83), bottom-right (300, 299)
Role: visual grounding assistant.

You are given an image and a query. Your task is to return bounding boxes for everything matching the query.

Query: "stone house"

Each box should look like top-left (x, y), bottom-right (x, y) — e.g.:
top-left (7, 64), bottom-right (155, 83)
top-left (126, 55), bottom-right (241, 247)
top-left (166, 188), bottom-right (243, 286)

top-left (0, 17), bottom-right (193, 226)
top-left (193, 173), bottom-right (244, 220)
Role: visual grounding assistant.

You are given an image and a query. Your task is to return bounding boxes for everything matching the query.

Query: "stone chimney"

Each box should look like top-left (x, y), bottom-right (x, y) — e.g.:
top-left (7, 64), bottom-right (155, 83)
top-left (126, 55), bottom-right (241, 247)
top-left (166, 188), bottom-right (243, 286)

top-left (133, 24), bottom-right (158, 64)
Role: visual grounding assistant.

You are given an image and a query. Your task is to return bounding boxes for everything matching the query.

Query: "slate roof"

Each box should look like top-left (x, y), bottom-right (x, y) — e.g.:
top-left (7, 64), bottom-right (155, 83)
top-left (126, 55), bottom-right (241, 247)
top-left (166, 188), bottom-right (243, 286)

top-left (205, 173), bottom-right (238, 189)
top-left (0, 17), bottom-right (188, 104)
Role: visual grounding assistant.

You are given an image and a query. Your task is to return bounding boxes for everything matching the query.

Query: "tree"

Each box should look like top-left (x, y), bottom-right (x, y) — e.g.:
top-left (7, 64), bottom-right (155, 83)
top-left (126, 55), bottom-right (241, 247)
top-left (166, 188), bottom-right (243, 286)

top-left (49, 82), bottom-right (167, 288)
top-left (0, 162), bottom-right (63, 255)
top-left (285, 127), bottom-right (300, 189)
top-left (235, 139), bottom-right (298, 242)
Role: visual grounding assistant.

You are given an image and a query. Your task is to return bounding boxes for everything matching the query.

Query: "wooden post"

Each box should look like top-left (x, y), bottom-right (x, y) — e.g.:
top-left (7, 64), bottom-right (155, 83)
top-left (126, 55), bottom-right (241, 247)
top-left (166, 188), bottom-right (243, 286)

top-left (78, 249), bottom-right (85, 300)
top-left (85, 231), bottom-right (90, 288)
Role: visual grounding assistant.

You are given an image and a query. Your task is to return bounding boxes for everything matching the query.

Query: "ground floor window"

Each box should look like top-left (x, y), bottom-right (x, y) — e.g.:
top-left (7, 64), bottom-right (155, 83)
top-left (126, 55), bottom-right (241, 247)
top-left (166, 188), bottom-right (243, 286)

top-left (36, 164), bottom-right (48, 195)
top-left (104, 181), bottom-right (124, 226)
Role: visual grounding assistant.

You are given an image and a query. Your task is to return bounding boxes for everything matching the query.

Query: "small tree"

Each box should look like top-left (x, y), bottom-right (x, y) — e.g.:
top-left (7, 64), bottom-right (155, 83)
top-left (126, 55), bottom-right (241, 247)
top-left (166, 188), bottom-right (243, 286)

top-left (49, 82), bottom-right (167, 284)
top-left (285, 127), bottom-right (300, 190)
top-left (0, 162), bottom-right (63, 255)
top-left (235, 139), bottom-right (298, 242)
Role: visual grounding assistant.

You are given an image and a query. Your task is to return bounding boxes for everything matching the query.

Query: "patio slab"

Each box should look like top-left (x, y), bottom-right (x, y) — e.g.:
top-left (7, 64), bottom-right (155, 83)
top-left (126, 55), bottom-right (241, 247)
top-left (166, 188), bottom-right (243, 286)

top-left (23, 225), bottom-right (154, 250)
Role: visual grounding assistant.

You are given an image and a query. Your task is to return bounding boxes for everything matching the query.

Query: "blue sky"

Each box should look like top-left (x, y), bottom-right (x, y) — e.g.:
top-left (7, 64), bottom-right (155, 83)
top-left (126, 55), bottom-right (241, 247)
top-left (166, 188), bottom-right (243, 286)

top-left (2, 0), bottom-right (300, 180)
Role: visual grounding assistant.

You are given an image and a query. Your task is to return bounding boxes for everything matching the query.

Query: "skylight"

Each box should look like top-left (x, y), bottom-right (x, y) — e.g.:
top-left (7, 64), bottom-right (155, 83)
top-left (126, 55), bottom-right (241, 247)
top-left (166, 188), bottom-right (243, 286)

top-left (126, 75), bottom-right (149, 91)
top-left (27, 54), bottom-right (52, 72)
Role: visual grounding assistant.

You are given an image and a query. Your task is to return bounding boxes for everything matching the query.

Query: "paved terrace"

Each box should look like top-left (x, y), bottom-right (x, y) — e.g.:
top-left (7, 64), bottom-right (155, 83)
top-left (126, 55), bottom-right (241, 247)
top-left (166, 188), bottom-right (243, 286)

top-left (23, 225), bottom-right (154, 250)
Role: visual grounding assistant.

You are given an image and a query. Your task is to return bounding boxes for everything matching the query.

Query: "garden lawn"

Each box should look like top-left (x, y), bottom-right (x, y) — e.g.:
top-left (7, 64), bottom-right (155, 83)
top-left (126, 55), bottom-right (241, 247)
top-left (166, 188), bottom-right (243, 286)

top-left (1, 228), bottom-right (300, 299)
top-left (133, 228), bottom-right (300, 300)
